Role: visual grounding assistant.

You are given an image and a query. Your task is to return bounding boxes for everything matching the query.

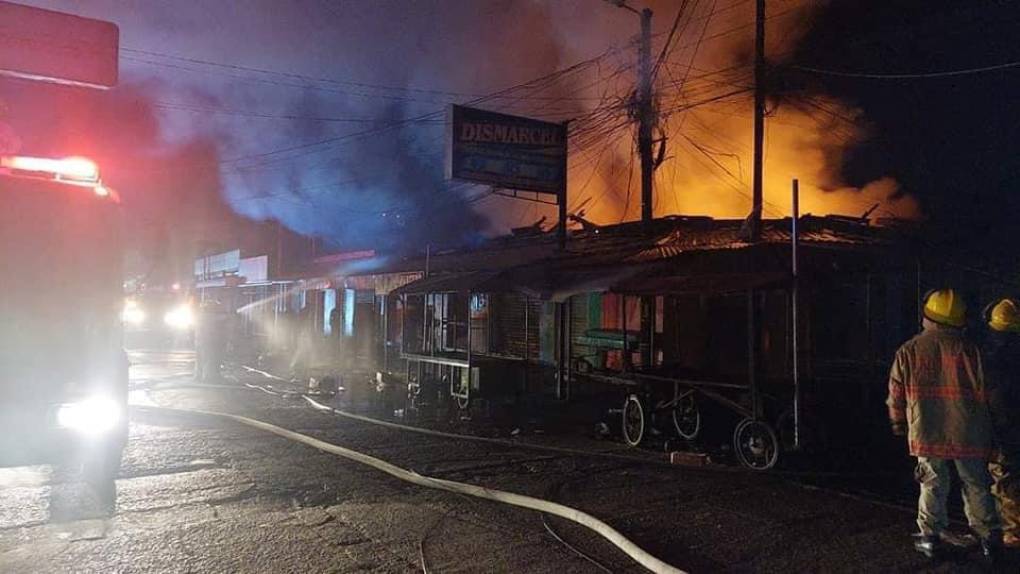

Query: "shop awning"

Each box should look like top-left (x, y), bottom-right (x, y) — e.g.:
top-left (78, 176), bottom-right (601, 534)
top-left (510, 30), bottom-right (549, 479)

top-left (389, 270), bottom-right (503, 295)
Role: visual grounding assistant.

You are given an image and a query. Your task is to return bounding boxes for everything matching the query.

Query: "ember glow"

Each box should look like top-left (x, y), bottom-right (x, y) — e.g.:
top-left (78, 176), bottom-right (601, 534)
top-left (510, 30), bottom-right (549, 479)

top-left (485, 0), bottom-right (921, 229)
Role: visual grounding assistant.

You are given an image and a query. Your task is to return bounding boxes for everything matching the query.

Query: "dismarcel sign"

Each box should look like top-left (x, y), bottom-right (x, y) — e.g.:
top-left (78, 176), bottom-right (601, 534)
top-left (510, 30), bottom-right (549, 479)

top-left (446, 105), bottom-right (567, 196)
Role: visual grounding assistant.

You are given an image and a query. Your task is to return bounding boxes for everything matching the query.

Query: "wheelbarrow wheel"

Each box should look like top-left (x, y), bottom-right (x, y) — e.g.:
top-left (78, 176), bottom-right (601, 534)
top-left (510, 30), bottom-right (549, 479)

top-left (622, 394), bottom-right (646, 447)
top-left (733, 418), bottom-right (779, 470)
top-left (671, 394), bottom-right (701, 441)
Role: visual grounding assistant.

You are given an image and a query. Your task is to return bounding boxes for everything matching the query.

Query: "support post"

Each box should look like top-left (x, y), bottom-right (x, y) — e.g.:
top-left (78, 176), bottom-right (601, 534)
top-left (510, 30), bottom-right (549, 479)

top-left (556, 302), bottom-right (566, 400)
top-left (639, 295), bottom-right (653, 369)
top-left (791, 179), bottom-right (801, 448)
top-left (381, 294), bottom-right (389, 373)
top-left (750, 0), bottom-right (766, 240)
top-left (466, 295), bottom-right (472, 403)
top-left (747, 289), bottom-right (761, 420)
top-left (621, 295), bottom-right (632, 372)
top-left (638, 8), bottom-right (654, 225)
top-left (558, 120), bottom-right (570, 249)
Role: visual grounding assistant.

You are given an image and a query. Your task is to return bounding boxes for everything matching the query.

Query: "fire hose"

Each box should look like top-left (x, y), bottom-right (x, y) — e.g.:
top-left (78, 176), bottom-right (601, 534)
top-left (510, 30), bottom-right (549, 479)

top-left (134, 403), bottom-right (685, 574)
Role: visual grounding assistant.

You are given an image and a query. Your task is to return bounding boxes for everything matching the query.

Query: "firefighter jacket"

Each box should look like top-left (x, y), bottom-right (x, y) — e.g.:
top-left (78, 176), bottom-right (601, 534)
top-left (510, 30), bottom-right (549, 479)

top-left (986, 335), bottom-right (1020, 453)
top-left (887, 324), bottom-right (993, 460)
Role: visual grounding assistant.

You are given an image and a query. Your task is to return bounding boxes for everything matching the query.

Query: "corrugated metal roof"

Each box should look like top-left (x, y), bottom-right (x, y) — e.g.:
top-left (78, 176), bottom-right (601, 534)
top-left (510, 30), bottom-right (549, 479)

top-left (390, 270), bottom-right (503, 295)
top-left (300, 215), bottom-right (907, 291)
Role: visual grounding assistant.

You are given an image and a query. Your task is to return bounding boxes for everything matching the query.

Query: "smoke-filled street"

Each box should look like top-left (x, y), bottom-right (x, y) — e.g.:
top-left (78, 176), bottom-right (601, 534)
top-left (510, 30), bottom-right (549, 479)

top-left (2, 1), bottom-right (1019, 572)
top-left (0, 349), bottom-right (1007, 573)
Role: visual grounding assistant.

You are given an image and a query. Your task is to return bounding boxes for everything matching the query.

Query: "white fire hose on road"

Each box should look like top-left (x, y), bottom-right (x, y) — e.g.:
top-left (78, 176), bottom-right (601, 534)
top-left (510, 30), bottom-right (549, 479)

top-left (134, 403), bottom-right (685, 574)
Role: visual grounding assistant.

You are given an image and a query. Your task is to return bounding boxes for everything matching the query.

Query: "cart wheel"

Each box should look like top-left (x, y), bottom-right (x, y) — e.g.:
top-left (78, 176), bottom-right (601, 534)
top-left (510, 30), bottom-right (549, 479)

top-left (622, 394), bottom-right (645, 447)
top-left (671, 394), bottom-right (701, 441)
top-left (733, 418), bottom-right (779, 470)
top-left (456, 396), bottom-right (470, 411)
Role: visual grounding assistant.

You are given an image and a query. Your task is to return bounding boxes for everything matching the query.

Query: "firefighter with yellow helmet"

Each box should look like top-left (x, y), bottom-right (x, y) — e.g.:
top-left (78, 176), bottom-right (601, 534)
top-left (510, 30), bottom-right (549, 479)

top-left (887, 289), bottom-right (1002, 560)
top-left (984, 297), bottom-right (1020, 548)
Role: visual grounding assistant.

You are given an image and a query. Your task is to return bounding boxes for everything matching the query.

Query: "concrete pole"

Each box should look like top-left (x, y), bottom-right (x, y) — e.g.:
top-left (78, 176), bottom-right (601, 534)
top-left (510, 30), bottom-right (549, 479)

top-left (638, 8), bottom-right (654, 225)
top-left (750, 0), bottom-right (766, 240)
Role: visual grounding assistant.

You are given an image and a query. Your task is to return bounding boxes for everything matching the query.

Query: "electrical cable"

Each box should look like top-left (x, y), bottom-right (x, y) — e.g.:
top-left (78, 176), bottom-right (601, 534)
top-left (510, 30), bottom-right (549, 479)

top-left (122, 47), bottom-right (611, 103)
top-left (650, 0), bottom-right (695, 83)
top-left (791, 60), bottom-right (1020, 80)
top-left (125, 49), bottom-right (617, 175)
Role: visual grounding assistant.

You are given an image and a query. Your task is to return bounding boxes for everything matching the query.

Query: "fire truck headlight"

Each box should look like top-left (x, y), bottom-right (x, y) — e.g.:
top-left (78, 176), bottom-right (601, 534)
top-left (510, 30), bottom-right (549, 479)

top-left (164, 305), bottom-right (194, 329)
top-left (56, 397), bottom-right (121, 435)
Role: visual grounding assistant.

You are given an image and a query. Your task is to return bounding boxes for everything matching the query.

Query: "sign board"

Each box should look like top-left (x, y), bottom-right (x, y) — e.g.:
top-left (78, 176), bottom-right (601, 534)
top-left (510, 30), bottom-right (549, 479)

top-left (194, 249), bottom-right (241, 280)
top-left (238, 255), bottom-right (268, 284)
top-left (0, 2), bottom-right (118, 89)
top-left (446, 105), bottom-right (566, 196)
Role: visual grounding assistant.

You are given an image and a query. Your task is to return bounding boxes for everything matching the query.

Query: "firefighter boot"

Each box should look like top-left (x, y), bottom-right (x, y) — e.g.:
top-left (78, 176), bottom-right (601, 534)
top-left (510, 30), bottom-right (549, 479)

top-left (913, 534), bottom-right (942, 559)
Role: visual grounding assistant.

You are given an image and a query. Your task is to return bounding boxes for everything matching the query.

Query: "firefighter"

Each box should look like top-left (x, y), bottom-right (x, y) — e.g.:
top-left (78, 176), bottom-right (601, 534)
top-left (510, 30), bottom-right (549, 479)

top-left (195, 300), bottom-right (226, 382)
top-left (984, 298), bottom-right (1020, 548)
top-left (887, 289), bottom-right (1002, 560)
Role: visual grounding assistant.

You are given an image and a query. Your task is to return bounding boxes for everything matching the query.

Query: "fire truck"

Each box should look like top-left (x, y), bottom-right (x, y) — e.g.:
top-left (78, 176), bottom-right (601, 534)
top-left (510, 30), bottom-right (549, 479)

top-left (0, 155), bottom-right (126, 503)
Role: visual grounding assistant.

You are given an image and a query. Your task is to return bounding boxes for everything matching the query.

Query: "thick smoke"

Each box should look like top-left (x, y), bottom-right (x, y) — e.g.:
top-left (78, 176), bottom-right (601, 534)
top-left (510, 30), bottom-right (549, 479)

top-left (0, 76), bottom-right (246, 278)
top-left (5, 0), bottom-right (919, 268)
top-left (525, 0), bottom-right (920, 225)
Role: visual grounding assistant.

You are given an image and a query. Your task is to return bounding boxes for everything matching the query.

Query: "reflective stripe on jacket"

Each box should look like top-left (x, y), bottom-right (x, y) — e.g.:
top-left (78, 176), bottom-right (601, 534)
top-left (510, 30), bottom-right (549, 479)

top-left (887, 324), bottom-right (992, 459)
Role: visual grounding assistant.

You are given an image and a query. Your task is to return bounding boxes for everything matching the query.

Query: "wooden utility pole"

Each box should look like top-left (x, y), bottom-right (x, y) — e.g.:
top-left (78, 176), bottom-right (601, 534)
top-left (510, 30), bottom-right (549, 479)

top-left (747, 0), bottom-right (767, 421)
top-left (750, 0), bottom-right (766, 240)
top-left (636, 8), bottom-right (656, 369)
top-left (638, 7), bottom-right (654, 225)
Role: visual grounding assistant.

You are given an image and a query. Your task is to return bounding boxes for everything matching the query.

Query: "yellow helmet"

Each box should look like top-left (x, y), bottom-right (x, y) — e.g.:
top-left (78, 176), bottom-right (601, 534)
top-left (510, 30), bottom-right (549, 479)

top-left (986, 298), bottom-right (1020, 333)
top-left (923, 289), bottom-right (966, 328)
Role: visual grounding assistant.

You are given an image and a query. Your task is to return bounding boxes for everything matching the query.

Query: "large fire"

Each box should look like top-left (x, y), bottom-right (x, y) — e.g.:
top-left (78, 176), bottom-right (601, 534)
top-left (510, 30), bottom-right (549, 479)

top-left (484, 0), bottom-right (919, 230)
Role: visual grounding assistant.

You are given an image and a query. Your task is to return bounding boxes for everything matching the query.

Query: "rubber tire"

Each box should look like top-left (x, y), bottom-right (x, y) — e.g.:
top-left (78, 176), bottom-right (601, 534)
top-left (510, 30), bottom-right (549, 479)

top-left (671, 395), bottom-right (701, 441)
top-left (732, 418), bottom-right (779, 471)
top-left (622, 394), bottom-right (646, 447)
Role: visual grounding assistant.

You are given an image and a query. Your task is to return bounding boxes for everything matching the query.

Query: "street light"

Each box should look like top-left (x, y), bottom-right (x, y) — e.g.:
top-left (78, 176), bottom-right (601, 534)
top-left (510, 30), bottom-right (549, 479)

top-left (604, 0), bottom-right (640, 15)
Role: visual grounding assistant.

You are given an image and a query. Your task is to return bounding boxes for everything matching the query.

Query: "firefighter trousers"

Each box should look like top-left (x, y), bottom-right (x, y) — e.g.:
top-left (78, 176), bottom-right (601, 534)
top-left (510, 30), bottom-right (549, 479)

top-left (915, 457), bottom-right (1001, 539)
top-left (989, 454), bottom-right (1020, 539)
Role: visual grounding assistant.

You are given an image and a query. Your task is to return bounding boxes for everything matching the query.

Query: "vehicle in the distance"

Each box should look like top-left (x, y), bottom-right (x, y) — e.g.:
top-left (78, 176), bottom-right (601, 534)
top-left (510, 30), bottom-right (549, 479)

top-left (0, 155), bottom-right (126, 507)
top-left (122, 288), bottom-right (196, 349)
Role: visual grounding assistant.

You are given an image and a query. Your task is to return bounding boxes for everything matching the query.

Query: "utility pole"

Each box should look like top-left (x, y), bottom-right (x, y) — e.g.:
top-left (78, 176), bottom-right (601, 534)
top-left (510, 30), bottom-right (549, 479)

top-left (750, 0), bottom-right (766, 240)
top-left (747, 0), bottom-right (766, 423)
top-left (636, 7), bottom-right (655, 369)
top-left (605, 1), bottom-right (655, 369)
top-left (638, 8), bottom-right (654, 225)
top-left (605, 2), bottom-right (654, 223)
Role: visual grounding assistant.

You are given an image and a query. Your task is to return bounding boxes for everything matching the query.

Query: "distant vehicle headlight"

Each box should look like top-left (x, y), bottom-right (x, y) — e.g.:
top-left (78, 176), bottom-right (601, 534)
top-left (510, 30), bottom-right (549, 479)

top-left (56, 397), bottom-right (121, 435)
top-left (164, 305), bottom-right (195, 329)
top-left (122, 303), bottom-right (145, 325)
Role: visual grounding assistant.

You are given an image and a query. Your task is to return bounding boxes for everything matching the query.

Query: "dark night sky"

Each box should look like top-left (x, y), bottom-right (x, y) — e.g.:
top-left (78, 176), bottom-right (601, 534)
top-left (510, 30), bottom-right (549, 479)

top-left (791, 0), bottom-right (1020, 256)
top-left (2, 0), bottom-right (1018, 271)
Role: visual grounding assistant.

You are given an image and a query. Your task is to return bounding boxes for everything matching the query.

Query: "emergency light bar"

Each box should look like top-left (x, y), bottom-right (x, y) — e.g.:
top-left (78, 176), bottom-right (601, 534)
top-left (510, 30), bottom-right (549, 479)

top-left (0, 155), bottom-right (100, 183)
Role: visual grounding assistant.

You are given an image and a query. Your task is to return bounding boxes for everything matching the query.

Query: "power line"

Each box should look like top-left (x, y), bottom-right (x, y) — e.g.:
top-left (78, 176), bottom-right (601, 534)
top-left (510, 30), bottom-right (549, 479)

top-left (127, 50), bottom-right (614, 175)
top-left (151, 100), bottom-right (443, 124)
top-left (791, 60), bottom-right (1020, 80)
top-left (223, 54), bottom-right (610, 169)
top-left (651, 0), bottom-right (695, 82)
top-left (122, 48), bottom-right (609, 103)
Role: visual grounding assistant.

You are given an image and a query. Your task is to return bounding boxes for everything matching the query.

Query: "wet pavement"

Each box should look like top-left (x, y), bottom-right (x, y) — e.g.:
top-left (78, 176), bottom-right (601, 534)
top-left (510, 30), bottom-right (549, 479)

top-left (0, 349), bottom-right (1014, 572)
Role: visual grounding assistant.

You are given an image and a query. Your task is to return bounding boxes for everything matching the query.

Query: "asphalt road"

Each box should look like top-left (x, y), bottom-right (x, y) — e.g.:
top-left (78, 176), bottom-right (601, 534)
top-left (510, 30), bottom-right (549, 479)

top-left (0, 349), bottom-right (1013, 573)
